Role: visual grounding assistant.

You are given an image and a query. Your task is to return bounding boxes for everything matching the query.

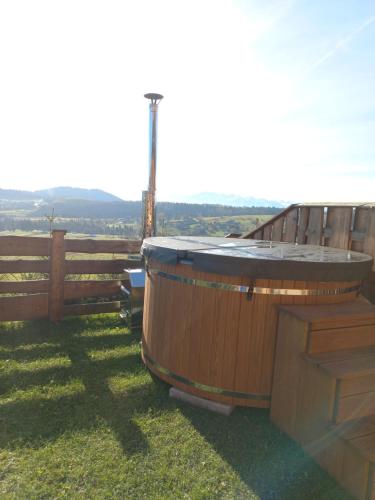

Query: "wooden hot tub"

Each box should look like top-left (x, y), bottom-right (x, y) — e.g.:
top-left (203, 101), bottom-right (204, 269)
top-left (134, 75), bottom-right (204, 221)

top-left (141, 237), bottom-right (373, 408)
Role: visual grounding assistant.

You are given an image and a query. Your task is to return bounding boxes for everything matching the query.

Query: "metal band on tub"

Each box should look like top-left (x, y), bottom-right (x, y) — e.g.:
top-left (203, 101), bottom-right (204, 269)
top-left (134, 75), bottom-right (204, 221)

top-left (142, 349), bottom-right (271, 401)
top-left (148, 269), bottom-right (361, 297)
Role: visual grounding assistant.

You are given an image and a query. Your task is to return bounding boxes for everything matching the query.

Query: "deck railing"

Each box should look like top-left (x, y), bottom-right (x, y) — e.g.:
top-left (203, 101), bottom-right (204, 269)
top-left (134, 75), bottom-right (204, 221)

top-left (244, 203), bottom-right (375, 301)
top-left (0, 230), bottom-right (142, 322)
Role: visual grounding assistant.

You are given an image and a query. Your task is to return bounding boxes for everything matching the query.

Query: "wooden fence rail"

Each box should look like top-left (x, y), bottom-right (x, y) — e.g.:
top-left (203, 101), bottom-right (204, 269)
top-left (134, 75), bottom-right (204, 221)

top-left (0, 230), bottom-right (142, 322)
top-left (244, 203), bottom-right (375, 301)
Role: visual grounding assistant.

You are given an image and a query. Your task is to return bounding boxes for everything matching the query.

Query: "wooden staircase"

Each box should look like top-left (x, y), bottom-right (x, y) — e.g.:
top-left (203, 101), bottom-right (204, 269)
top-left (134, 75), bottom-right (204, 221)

top-left (271, 300), bottom-right (375, 499)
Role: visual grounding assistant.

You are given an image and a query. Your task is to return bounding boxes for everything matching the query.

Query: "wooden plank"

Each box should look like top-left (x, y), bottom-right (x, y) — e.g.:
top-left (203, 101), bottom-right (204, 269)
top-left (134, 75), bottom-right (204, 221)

top-left (299, 202), bottom-right (369, 207)
top-left (65, 259), bottom-right (140, 275)
top-left (279, 302), bottom-right (375, 330)
top-left (352, 207), bottom-right (369, 252)
top-left (323, 228), bottom-right (333, 238)
top-left (165, 263), bottom-right (193, 378)
top-left (351, 231), bottom-right (366, 243)
top-left (337, 415), bottom-right (375, 440)
top-left (64, 280), bottom-right (121, 300)
top-left (0, 235), bottom-right (50, 256)
top-left (335, 391), bottom-right (375, 424)
top-left (363, 207), bottom-right (375, 263)
top-left (304, 346), bottom-right (375, 367)
top-left (350, 434), bottom-right (375, 462)
top-left (283, 208), bottom-right (298, 242)
top-left (63, 301), bottom-right (121, 316)
top-left (366, 271), bottom-right (375, 287)
top-left (242, 205), bottom-right (295, 239)
top-left (313, 438), bottom-right (346, 498)
top-left (294, 357), bottom-right (336, 445)
top-left (308, 300), bottom-right (375, 329)
top-left (169, 387), bottom-right (234, 415)
top-left (65, 238), bottom-right (142, 254)
top-left (363, 272), bottom-right (375, 304)
top-left (296, 206), bottom-right (309, 244)
top-left (0, 280), bottom-right (49, 294)
top-left (341, 375), bottom-right (375, 397)
top-left (252, 229), bottom-right (263, 240)
top-left (263, 224), bottom-right (272, 240)
top-left (318, 354), bottom-right (375, 380)
top-left (258, 278), bottom-right (283, 395)
top-left (370, 476), bottom-right (375, 500)
top-left (272, 217), bottom-right (284, 241)
top-left (0, 259), bottom-right (49, 274)
top-left (233, 277), bottom-right (256, 398)
top-left (219, 276), bottom-right (242, 398)
top-left (0, 293), bottom-right (48, 321)
top-left (270, 311), bottom-right (310, 436)
top-left (309, 325), bottom-right (375, 354)
top-left (306, 207), bottom-right (324, 245)
top-left (49, 230), bottom-right (66, 322)
top-left (325, 207), bottom-right (353, 249)
top-left (337, 440), bottom-right (371, 500)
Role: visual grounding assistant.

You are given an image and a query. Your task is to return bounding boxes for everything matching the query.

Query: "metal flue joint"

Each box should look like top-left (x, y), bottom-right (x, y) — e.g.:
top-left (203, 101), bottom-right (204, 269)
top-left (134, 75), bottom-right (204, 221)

top-left (142, 93), bottom-right (163, 239)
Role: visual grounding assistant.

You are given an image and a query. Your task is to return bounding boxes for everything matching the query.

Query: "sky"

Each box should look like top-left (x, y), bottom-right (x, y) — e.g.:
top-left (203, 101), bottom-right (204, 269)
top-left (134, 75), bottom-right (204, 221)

top-left (0, 0), bottom-right (374, 203)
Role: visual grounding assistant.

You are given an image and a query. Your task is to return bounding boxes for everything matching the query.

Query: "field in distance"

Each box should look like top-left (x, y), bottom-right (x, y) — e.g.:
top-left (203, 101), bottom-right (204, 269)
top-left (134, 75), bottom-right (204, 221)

top-left (0, 200), bottom-right (278, 238)
top-left (0, 214), bottom-right (273, 239)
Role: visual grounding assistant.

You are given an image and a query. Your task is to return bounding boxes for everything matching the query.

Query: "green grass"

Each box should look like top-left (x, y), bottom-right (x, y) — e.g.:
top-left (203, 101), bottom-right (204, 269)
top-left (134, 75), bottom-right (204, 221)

top-left (0, 315), bottom-right (351, 499)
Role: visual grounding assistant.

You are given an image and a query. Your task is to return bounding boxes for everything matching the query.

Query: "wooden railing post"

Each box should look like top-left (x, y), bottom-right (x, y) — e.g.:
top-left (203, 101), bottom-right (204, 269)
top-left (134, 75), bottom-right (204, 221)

top-left (49, 230), bottom-right (66, 322)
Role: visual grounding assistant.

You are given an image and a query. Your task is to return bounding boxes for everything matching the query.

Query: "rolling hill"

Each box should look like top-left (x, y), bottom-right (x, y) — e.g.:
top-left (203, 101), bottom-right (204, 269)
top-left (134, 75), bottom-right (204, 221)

top-left (0, 187), bottom-right (122, 202)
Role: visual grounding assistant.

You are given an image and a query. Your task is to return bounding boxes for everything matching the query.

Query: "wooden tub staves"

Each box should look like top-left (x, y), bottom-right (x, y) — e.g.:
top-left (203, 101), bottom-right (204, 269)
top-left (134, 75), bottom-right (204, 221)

top-left (141, 237), bottom-right (373, 408)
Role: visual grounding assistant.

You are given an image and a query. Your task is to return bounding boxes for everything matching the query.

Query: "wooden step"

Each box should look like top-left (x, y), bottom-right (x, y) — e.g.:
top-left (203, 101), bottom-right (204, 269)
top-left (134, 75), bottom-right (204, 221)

top-left (318, 416), bottom-right (375, 499)
top-left (271, 305), bottom-right (375, 499)
top-left (308, 325), bottom-right (375, 354)
top-left (278, 301), bottom-right (375, 354)
top-left (305, 348), bottom-right (375, 423)
top-left (281, 302), bottom-right (375, 331)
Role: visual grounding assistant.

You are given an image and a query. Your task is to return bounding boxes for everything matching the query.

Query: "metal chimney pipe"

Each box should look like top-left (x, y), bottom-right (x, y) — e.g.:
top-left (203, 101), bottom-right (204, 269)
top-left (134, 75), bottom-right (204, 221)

top-left (142, 92), bottom-right (163, 239)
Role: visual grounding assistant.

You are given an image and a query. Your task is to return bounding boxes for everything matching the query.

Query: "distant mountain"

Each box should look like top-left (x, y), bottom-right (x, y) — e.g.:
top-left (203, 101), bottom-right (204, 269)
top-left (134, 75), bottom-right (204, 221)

top-left (0, 187), bottom-right (285, 218)
top-left (32, 200), bottom-right (140, 219)
top-left (35, 187), bottom-right (122, 202)
top-left (179, 192), bottom-right (292, 208)
top-left (0, 189), bottom-right (38, 201)
top-left (32, 199), bottom-right (280, 219)
top-left (0, 187), bottom-right (292, 207)
top-left (0, 187), bottom-right (122, 202)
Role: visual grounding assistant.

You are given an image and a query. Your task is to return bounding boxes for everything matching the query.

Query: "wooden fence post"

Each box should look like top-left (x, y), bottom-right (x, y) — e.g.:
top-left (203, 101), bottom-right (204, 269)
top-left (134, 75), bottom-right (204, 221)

top-left (49, 230), bottom-right (66, 322)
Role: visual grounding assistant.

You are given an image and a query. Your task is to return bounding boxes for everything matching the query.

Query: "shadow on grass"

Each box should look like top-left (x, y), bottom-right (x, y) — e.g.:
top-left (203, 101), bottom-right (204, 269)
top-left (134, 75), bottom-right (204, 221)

top-left (0, 332), bottom-right (138, 362)
top-left (0, 317), bottom-right (160, 456)
top-left (0, 353), bottom-right (143, 395)
top-left (0, 381), bottom-right (170, 454)
top-left (0, 317), bottom-right (352, 498)
top-left (0, 316), bottom-right (132, 347)
top-left (178, 405), bottom-right (352, 500)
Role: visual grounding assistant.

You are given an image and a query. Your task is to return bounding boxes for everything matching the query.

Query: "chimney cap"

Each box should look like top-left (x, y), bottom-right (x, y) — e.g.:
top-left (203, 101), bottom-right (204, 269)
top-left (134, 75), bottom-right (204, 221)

top-left (144, 93), bottom-right (164, 103)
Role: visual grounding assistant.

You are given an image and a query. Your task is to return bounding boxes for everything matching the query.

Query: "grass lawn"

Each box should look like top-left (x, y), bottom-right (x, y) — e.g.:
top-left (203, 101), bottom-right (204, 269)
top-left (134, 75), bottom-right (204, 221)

top-left (0, 315), bottom-right (351, 499)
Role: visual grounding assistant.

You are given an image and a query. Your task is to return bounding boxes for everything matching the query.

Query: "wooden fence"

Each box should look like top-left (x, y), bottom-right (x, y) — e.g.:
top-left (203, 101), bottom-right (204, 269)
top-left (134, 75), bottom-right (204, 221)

top-left (0, 230), bottom-right (142, 322)
top-left (244, 203), bottom-right (375, 300)
top-left (2, 205), bottom-right (374, 322)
